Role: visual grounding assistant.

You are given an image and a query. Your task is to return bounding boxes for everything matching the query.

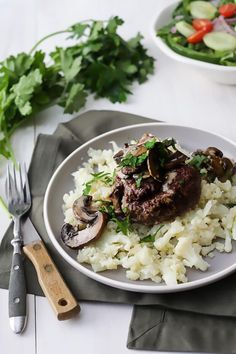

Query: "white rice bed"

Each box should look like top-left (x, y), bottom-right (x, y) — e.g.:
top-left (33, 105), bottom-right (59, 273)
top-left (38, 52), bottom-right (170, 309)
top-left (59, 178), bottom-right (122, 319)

top-left (63, 146), bottom-right (236, 286)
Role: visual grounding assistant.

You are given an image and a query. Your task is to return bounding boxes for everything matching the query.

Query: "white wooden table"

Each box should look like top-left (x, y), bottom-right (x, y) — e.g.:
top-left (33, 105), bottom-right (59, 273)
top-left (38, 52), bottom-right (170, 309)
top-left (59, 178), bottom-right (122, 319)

top-left (0, 0), bottom-right (236, 353)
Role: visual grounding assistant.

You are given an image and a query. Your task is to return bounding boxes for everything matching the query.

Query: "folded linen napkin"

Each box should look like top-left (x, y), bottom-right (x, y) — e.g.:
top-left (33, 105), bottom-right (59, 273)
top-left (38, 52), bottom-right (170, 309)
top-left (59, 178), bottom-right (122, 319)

top-left (0, 110), bottom-right (236, 353)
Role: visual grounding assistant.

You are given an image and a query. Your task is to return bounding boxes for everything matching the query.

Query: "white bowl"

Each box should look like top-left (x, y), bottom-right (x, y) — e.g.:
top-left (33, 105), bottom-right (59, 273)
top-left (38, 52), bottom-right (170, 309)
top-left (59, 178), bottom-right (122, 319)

top-left (44, 123), bottom-right (236, 293)
top-left (152, 1), bottom-right (236, 85)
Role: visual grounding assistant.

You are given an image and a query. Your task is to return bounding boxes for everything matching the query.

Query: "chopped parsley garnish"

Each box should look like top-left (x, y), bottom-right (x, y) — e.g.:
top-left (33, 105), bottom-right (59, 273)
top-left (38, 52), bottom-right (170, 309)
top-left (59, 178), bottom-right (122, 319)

top-left (119, 137), bottom-right (177, 169)
top-left (99, 202), bottom-right (132, 235)
top-left (83, 171), bottom-right (114, 195)
top-left (144, 138), bottom-right (157, 149)
top-left (119, 152), bottom-right (148, 168)
top-left (162, 138), bottom-right (176, 148)
top-left (135, 174), bottom-right (143, 188)
top-left (140, 234), bottom-right (156, 243)
top-left (113, 215), bottom-right (132, 236)
top-left (187, 154), bottom-right (209, 170)
top-left (140, 224), bottom-right (164, 243)
top-left (99, 202), bottom-right (115, 215)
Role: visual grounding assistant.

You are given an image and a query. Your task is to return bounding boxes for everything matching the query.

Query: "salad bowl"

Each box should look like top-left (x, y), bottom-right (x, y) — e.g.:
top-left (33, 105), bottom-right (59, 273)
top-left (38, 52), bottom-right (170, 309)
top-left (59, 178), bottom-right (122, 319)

top-left (152, 1), bottom-right (236, 85)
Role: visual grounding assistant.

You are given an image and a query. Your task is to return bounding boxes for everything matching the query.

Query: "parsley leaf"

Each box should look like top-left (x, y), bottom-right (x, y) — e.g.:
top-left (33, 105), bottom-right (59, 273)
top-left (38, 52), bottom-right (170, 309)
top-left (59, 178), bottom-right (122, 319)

top-left (119, 151), bottom-right (148, 168)
top-left (135, 174), bottom-right (143, 188)
top-left (140, 224), bottom-right (164, 243)
top-left (162, 138), bottom-right (176, 148)
top-left (113, 215), bottom-right (132, 236)
top-left (144, 138), bottom-right (157, 149)
top-left (11, 69), bottom-right (42, 115)
top-left (99, 201), bottom-right (132, 236)
top-left (60, 83), bottom-right (87, 113)
top-left (140, 234), bottom-right (156, 243)
top-left (188, 154), bottom-right (208, 170)
top-left (83, 171), bottom-right (114, 195)
top-left (59, 50), bottom-right (82, 82)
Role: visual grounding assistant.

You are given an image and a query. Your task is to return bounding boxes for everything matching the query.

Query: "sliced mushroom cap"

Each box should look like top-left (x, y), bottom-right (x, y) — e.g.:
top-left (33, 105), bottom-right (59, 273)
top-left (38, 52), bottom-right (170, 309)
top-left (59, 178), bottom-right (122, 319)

top-left (164, 151), bottom-right (187, 170)
top-left (61, 212), bottom-right (107, 249)
top-left (110, 177), bottom-right (124, 215)
top-left (113, 150), bottom-right (124, 164)
top-left (205, 147), bottom-right (223, 158)
top-left (73, 195), bottom-right (97, 223)
top-left (219, 157), bottom-right (234, 182)
top-left (147, 147), bottom-right (161, 180)
top-left (137, 133), bottom-right (155, 145)
top-left (131, 145), bottom-right (147, 157)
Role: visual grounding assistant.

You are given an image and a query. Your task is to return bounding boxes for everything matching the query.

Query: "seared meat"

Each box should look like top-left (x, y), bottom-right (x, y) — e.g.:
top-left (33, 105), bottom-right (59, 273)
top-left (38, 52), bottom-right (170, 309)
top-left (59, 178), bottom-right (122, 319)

top-left (121, 177), bottom-right (161, 203)
top-left (111, 165), bottom-right (201, 225)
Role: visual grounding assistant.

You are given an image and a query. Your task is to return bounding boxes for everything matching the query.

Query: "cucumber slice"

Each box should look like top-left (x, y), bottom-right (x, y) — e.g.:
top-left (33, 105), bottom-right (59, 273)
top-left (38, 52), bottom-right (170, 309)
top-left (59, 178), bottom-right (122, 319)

top-left (203, 32), bottom-right (236, 51)
top-left (176, 21), bottom-right (196, 37)
top-left (189, 1), bottom-right (217, 20)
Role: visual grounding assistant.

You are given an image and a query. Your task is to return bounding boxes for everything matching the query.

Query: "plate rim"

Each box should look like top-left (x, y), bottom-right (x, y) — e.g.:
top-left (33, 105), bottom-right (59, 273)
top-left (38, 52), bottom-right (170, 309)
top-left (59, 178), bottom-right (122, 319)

top-left (43, 122), bottom-right (236, 293)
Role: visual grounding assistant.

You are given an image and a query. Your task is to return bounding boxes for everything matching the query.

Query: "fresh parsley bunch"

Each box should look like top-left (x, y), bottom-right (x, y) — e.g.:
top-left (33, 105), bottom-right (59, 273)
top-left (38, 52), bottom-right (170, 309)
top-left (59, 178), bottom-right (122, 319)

top-left (0, 16), bottom-right (154, 162)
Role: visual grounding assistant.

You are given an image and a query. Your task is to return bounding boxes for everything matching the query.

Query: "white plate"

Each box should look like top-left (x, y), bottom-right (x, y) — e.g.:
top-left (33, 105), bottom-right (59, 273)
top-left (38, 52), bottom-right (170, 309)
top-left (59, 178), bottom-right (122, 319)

top-left (151, 1), bottom-right (236, 85)
top-left (44, 123), bottom-right (236, 293)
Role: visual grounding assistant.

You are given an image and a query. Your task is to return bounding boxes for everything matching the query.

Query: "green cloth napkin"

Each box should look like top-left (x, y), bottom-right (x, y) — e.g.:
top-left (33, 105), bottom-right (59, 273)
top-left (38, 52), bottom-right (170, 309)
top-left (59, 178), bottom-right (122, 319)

top-left (0, 110), bottom-right (236, 353)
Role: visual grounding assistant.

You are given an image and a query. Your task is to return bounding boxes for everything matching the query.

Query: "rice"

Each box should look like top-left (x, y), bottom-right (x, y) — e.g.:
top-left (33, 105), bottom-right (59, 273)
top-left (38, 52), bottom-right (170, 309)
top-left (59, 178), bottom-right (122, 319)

top-left (62, 144), bottom-right (236, 286)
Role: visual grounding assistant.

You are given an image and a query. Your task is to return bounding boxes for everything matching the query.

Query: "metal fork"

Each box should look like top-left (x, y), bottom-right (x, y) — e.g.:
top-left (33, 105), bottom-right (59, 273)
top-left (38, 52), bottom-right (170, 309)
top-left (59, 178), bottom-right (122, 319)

top-left (6, 163), bottom-right (31, 334)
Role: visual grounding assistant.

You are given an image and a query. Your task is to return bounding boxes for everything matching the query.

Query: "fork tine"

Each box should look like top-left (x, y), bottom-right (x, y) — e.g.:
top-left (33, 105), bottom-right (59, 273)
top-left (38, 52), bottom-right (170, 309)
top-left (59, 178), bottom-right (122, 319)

top-left (23, 163), bottom-right (31, 204)
top-left (12, 164), bottom-right (19, 201)
top-left (18, 163), bottom-right (24, 202)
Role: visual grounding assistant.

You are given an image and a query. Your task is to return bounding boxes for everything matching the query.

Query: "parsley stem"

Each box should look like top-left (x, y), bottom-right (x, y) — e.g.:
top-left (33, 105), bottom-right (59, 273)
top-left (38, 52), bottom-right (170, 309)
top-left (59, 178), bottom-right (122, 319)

top-left (29, 30), bottom-right (70, 54)
top-left (29, 18), bottom-right (111, 54)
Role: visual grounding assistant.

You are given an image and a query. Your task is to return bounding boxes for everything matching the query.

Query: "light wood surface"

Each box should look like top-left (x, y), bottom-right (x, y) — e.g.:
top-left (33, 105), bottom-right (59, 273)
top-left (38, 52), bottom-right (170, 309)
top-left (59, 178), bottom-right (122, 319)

top-left (0, 0), bottom-right (236, 353)
top-left (23, 240), bottom-right (80, 320)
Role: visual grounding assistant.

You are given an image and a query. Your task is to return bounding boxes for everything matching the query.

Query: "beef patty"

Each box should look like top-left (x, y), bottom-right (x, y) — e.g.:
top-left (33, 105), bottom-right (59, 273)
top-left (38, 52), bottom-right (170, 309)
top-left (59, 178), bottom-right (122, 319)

top-left (110, 165), bottom-right (201, 225)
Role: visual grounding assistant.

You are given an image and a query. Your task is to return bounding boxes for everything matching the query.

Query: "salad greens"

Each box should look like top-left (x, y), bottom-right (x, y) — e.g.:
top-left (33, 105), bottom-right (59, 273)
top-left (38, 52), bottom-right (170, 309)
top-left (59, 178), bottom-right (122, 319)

top-left (0, 17), bottom-right (154, 163)
top-left (157, 0), bottom-right (236, 66)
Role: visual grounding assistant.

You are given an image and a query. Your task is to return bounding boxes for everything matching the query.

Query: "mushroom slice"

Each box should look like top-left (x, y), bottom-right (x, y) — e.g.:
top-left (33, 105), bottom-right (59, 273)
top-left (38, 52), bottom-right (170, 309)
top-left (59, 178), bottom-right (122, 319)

top-left (147, 147), bottom-right (161, 180)
top-left (113, 150), bottom-right (124, 163)
top-left (137, 133), bottom-right (156, 145)
top-left (205, 147), bottom-right (223, 158)
top-left (219, 157), bottom-right (234, 182)
top-left (61, 212), bottom-right (107, 249)
top-left (164, 151), bottom-right (187, 170)
top-left (110, 177), bottom-right (124, 215)
top-left (73, 195), bottom-right (97, 223)
top-left (131, 145), bottom-right (147, 157)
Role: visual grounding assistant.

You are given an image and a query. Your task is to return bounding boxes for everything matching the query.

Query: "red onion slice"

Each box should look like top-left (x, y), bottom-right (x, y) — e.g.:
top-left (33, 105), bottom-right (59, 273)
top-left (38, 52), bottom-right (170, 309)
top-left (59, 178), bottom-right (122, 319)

top-left (213, 15), bottom-right (236, 36)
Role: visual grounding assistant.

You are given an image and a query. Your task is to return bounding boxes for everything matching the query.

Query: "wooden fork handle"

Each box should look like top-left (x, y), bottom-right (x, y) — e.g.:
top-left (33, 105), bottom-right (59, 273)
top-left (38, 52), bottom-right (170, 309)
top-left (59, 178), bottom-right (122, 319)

top-left (23, 240), bottom-right (80, 320)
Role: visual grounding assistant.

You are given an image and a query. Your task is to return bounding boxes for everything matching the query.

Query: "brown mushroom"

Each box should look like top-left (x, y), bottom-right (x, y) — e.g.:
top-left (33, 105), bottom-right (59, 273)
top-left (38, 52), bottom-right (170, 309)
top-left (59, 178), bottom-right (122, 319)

top-left (113, 150), bottom-right (124, 164)
top-left (147, 146), bottom-right (161, 180)
top-left (132, 145), bottom-right (147, 157)
top-left (136, 133), bottom-right (155, 145)
top-left (205, 147), bottom-right (223, 158)
top-left (219, 157), bottom-right (234, 182)
top-left (61, 212), bottom-right (107, 249)
top-left (73, 195), bottom-right (97, 223)
top-left (110, 177), bottom-right (124, 215)
top-left (163, 151), bottom-right (187, 170)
